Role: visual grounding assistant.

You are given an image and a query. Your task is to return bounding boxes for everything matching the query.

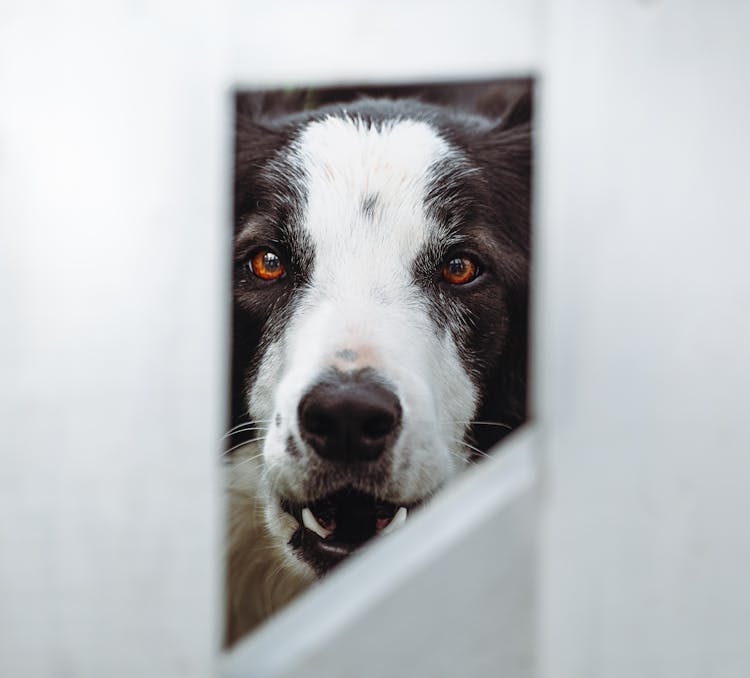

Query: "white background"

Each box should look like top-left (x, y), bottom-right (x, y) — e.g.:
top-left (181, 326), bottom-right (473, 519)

top-left (1, 1), bottom-right (749, 677)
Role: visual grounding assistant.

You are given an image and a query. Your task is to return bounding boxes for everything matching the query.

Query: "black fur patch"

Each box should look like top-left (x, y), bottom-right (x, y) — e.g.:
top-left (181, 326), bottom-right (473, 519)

top-left (360, 193), bottom-right (379, 221)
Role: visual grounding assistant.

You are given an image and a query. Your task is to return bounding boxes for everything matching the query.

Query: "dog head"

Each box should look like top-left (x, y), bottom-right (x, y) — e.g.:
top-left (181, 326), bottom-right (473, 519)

top-left (231, 94), bottom-right (530, 577)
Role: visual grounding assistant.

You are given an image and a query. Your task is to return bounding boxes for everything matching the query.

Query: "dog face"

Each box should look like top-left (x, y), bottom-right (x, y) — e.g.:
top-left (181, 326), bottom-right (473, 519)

top-left (232, 96), bottom-right (530, 577)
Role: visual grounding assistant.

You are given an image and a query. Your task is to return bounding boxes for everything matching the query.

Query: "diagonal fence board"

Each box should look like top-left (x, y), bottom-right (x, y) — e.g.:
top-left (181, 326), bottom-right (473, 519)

top-left (222, 428), bottom-right (538, 678)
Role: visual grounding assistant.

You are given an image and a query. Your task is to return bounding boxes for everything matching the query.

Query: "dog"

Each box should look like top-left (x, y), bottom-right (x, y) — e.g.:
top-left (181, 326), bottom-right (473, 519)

top-left (225, 86), bottom-right (531, 646)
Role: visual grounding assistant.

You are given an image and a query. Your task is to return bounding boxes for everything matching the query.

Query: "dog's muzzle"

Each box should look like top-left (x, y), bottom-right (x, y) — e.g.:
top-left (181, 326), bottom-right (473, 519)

top-left (282, 369), bottom-right (416, 574)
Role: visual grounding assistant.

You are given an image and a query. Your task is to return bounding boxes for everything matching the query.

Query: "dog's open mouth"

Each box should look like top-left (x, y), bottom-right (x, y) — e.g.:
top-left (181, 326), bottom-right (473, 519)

top-left (282, 488), bottom-right (414, 574)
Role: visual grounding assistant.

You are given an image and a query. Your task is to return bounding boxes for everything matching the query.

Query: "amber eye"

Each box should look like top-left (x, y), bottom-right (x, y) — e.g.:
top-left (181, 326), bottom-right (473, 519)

top-left (441, 256), bottom-right (479, 285)
top-left (249, 249), bottom-right (285, 281)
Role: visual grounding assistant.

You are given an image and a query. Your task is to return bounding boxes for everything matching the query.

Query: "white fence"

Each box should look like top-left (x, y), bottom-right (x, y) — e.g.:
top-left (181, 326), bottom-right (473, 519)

top-left (1, 2), bottom-right (749, 677)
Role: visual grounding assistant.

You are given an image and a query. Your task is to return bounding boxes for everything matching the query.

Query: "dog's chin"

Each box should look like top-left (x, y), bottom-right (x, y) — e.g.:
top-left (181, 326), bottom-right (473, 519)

top-left (268, 486), bottom-right (425, 577)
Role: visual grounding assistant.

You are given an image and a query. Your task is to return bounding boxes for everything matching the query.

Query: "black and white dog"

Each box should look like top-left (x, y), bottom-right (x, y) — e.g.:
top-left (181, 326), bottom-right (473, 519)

top-left (226, 87), bottom-right (531, 645)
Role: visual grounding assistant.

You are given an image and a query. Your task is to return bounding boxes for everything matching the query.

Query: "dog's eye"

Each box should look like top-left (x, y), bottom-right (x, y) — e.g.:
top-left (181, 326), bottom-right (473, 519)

top-left (249, 249), bottom-right (285, 281)
top-left (441, 256), bottom-right (479, 285)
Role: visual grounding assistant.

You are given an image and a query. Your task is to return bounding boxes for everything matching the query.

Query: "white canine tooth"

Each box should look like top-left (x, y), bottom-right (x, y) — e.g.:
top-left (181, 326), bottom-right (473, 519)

top-left (302, 507), bottom-right (332, 539)
top-left (382, 506), bottom-right (408, 535)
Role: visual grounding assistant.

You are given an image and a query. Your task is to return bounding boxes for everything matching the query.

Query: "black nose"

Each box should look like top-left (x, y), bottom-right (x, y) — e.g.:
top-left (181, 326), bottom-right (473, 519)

top-left (298, 372), bottom-right (402, 463)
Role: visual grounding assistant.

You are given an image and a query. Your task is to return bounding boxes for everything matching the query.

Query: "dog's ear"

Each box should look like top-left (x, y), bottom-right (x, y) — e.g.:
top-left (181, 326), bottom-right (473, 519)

top-left (472, 82), bottom-right (532, 126)
top-left (234, 96), bottom-right (287, 230)
top-left (496, 89), bottom-right (533, 131)
top-left (465, 87), bottom-right (533, 265)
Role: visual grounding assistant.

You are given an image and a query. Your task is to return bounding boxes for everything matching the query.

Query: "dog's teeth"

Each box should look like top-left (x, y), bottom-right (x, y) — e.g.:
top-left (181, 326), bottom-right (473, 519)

top-left (302, 507), bottom-right (332, 539)
top-left (381, 506), bottom-right (408, 535)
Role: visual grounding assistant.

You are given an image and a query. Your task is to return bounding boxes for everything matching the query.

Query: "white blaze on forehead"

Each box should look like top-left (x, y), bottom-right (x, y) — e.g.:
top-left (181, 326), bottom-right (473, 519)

top-left (294, 115), bottom-right (451, 275)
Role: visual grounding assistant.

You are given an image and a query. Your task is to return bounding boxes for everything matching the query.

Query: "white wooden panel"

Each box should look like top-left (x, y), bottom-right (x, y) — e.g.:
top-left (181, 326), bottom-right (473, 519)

top-left (537, 2), bottom-right (750, 677)
top-left (222, 429), bottom-right (538, 678)
top-left (0, 3), bottom-right (228, 676)
top-left (227, 0), bottom-right (541, 86)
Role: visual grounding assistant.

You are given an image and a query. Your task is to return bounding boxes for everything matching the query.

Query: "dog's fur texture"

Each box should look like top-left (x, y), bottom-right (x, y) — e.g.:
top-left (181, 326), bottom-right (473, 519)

top-left (225, 84), bottom-right (531, 647)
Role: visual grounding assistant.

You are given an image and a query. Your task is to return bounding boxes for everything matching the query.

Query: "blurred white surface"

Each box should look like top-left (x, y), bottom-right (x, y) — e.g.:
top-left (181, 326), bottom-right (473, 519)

top-left (0, 3), bottom-right (229, 677)
top-left (536, 2), bottom-right (750, 677)
top-left (2, 1), bottom-right (750, 677)
top-left (226, 0), bottom-right (540, 87)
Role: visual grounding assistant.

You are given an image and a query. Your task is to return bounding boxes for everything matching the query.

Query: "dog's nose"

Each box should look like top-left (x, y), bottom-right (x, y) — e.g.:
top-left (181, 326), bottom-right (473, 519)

top-left (298, 373), bottom-right (402, 463)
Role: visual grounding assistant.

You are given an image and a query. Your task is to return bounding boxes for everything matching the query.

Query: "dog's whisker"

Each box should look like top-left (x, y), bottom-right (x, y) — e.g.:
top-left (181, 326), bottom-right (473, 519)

top-left (230, 452), bottom-right (267, 472)
top-left (222, 425), bottom-right (270, 441)
top-left (451, 420), bottom-right (513, 430)
top-left (223, 422), bottom-right (271, 434)
top-left (223, 427), bottom-right (270, 438)
top-left (410, 419), bottom-right (512, 431)
top-left (222, 420), bottom-right (274, 436)
top-left (450, 437), bottom-right (494, 461)
top-left (224, 421), bottom-right (264, 435)
top-left (223, 438), bottom-right (265, 456)
top-left (224, 422), bottom-right (271, 432)
top-left (447, 450), bottom-right (474, 467)
top-left (223, 437), bottom-right (267, 458)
